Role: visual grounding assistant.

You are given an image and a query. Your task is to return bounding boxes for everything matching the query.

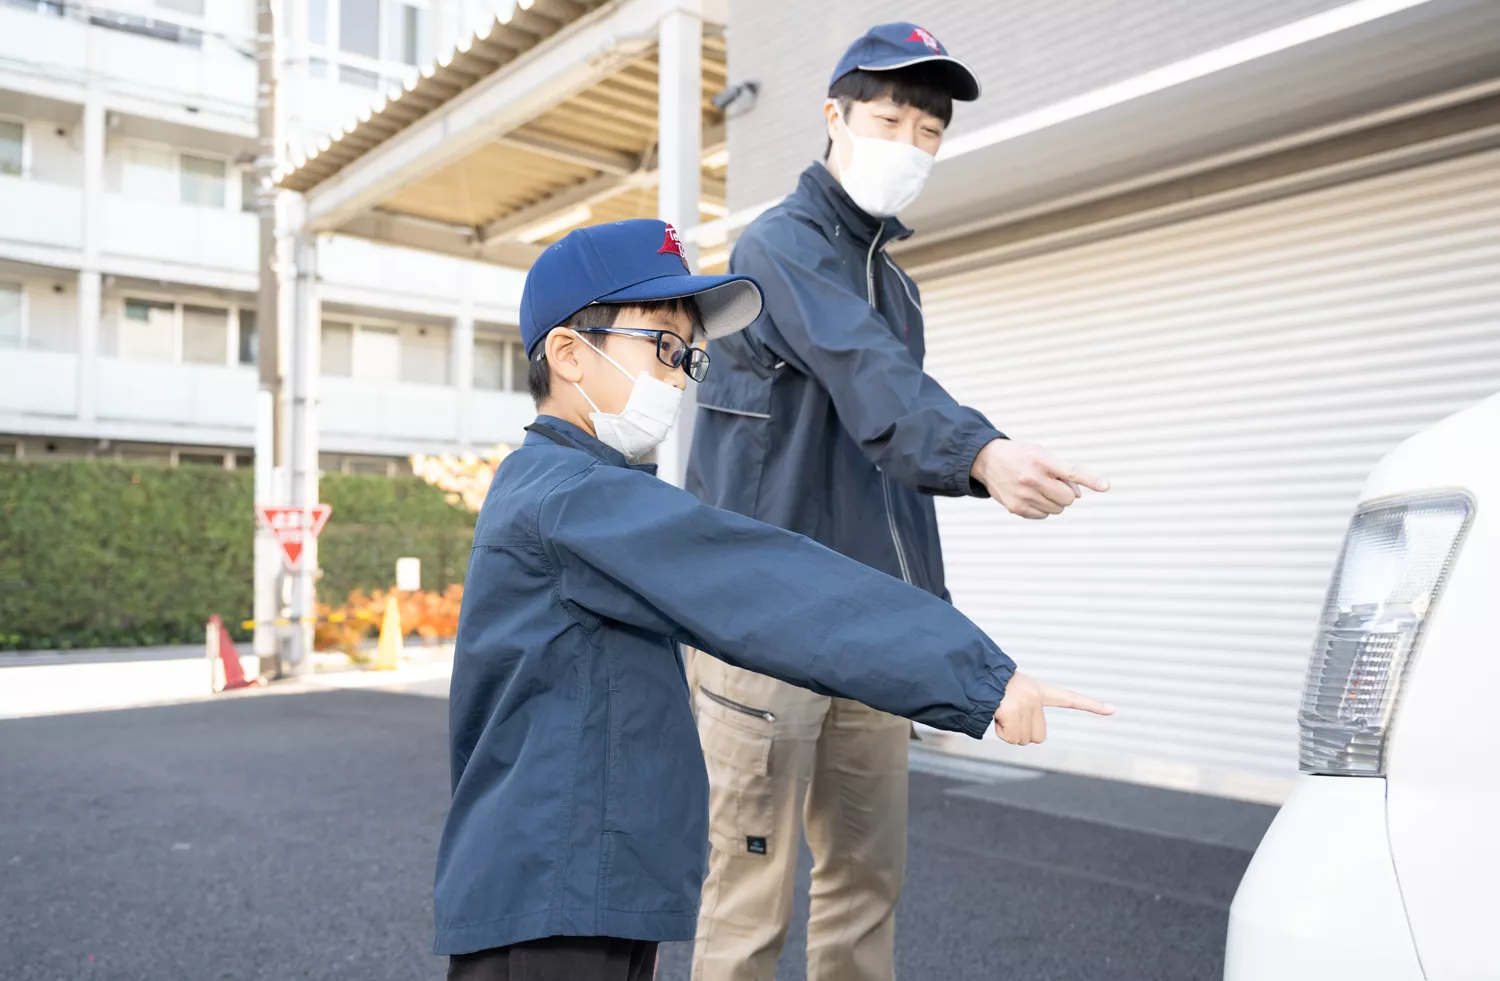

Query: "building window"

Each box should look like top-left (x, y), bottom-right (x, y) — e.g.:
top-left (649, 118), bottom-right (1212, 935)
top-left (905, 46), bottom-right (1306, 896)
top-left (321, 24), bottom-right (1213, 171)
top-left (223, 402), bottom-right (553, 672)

top-left (0, 120), bottom-right (22, 177)
top-left (308, 0), bottom-right (328, 44)
top-left (400, 3), bottom-right (420, 65)
top-left (338, 65), bottom-right (380, 88)
top-left (122, 144), bottom-right (176, 202)
top-left (321, 321), bottom-right (354, 377)
top-left (401, 324), bottom-right (448, 386)
top-left (473, 337), bottom-right (504, 391)
top-left (180, 154), bottom-right (226, 208)
top-left (118, 443), bottom-right (172, 464)
top-left (3, 2), bottom-right (66, 16)
top-left (509, 342), bottom-right (529, 393)
top-left (353, 325), bottom-right (399, 381)
top-left (179, 451), bottom-right (226, 467)
top-left (241, 170), bottom-right (260, 214)
top-left (181, 305), bottom-right (229, 365)
top-left (120, 299), bottom-right (176, 362)
top-left (238, 309), bottom-right (258, 365)
top-left (0, 283), bottom-right (21, 348)
top-left (346, 457), bottom-right (394, 476)
top-left (339, 0), bottom-right (380, 58)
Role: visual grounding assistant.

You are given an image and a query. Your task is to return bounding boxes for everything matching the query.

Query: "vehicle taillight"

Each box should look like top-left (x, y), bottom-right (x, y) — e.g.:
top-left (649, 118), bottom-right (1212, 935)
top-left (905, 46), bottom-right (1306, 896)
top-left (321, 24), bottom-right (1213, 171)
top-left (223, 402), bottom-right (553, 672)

top-left (1299, 493), bottom-right (1472, 775)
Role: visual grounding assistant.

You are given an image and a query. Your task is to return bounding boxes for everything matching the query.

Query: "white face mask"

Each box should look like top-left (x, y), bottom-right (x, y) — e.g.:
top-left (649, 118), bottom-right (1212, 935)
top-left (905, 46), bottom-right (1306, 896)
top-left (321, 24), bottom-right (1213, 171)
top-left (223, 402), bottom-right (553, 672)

top-left (570, 330), bottom-right (684, 462)
top-left (832, 104), bottom-right (935, 217)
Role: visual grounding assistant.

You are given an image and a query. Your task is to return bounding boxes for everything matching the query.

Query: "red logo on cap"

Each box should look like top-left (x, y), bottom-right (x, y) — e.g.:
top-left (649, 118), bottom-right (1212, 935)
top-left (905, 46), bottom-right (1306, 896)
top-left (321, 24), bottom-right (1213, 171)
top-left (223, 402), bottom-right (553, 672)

top-left (658, 223), bottom-right (689, 270)
top-left (908, 26), bottom-right (941, 53)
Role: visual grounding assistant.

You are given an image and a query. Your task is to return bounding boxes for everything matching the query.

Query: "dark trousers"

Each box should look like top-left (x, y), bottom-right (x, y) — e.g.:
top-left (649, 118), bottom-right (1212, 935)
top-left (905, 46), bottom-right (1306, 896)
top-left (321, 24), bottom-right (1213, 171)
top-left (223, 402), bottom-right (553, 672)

top-left (447, 936), bottom-right (658, 981)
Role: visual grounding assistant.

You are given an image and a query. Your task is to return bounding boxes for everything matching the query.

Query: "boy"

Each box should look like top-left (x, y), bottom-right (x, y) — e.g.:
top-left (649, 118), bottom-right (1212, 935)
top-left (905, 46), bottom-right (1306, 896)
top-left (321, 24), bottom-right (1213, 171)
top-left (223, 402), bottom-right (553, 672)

top-left (435, 218), bottom-right (1112, 981)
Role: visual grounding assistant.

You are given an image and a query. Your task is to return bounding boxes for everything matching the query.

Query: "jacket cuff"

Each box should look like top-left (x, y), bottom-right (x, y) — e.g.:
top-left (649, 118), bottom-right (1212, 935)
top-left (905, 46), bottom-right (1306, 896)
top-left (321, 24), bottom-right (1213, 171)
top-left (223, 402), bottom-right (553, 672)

top-left (960, 649), bottom-right (1015, 739)
top-left (953, 426), bottom-right (1006, 498)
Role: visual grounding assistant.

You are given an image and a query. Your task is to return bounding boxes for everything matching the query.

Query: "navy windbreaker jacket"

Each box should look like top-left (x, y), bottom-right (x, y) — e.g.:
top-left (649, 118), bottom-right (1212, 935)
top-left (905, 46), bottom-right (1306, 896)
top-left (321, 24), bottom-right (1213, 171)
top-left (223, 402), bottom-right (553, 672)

top-left (434, 416), bottom-right (1016, 954)
top-left (686, 163), bottom-right (1004, 597)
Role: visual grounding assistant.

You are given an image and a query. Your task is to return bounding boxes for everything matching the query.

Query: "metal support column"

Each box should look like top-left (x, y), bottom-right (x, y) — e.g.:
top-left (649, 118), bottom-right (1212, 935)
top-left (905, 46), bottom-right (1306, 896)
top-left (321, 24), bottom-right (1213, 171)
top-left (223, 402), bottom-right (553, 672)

top-left (76, 99), bottom-right (104, 425)
top-left (285, 230), bottom-right (321, 675)
top-left (453, 268), bottom-right (476, 448)
top-left (655, 2), bottom-right (702, 487)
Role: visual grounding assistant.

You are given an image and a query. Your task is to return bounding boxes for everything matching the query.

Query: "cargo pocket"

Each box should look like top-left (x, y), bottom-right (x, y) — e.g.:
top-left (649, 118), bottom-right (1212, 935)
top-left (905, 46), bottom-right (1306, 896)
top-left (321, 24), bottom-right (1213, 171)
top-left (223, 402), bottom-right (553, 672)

top-left (699, 715), bottom-right (777, 858)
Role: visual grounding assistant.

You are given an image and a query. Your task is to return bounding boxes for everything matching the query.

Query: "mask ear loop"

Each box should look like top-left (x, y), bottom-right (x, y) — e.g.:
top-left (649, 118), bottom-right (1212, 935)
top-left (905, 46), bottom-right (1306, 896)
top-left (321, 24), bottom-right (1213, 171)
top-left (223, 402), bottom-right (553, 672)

top-left (831, 102), bottom-right (855, 176)
top-left (568, 327), bottom-right (642, 413)
top-left (571, 328), bottom-right (636, 380)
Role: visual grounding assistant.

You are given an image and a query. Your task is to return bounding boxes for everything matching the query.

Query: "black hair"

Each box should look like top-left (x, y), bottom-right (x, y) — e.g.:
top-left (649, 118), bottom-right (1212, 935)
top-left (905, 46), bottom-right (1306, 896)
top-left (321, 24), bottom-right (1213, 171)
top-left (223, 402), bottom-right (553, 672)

top-left (824, 64), bottom-right (955, 161)
top-left (527, 296), bottom-right (704, 405)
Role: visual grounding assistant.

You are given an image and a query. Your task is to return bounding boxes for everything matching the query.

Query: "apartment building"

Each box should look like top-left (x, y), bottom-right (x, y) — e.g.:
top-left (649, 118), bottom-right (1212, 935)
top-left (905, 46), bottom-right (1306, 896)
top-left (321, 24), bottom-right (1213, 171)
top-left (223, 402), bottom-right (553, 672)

top-left (0, 0), bottom-right (534, 474)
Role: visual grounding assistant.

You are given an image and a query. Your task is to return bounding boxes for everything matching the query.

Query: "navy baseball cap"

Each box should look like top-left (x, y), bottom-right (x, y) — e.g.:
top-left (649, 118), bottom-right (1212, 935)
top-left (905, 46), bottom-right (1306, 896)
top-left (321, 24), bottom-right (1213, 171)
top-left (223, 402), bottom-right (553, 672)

top-left (830, 23), bottom-right (980, 101)
top-left (520, 219), bottom-right (763, 355)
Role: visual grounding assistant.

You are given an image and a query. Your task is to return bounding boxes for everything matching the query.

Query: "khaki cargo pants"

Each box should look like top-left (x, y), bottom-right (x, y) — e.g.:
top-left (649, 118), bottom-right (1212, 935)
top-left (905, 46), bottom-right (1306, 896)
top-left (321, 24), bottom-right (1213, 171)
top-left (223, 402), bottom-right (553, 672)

top-left (688, 650), bottom-right (909, 981)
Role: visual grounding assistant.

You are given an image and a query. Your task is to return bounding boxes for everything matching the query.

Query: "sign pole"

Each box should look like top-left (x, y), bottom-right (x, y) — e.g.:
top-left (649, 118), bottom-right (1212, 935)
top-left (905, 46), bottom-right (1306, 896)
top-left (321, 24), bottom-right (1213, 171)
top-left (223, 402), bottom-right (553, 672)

top-left (252, 0), bottom-right (284, 680)
top-left (256, 504), bottom-right (332, 671)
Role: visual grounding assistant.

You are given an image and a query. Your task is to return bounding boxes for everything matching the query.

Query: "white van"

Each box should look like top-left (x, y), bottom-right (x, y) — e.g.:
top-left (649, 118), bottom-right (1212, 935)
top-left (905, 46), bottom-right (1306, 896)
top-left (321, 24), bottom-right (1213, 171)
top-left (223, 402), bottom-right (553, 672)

top-left (1224, 391), bottom-right (1499, 981)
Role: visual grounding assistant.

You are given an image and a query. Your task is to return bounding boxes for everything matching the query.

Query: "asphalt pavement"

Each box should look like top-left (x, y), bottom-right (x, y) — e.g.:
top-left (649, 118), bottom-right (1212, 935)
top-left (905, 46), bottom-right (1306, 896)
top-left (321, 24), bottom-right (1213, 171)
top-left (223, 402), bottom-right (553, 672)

top-left (0, 687), bottom-right (1274, 981)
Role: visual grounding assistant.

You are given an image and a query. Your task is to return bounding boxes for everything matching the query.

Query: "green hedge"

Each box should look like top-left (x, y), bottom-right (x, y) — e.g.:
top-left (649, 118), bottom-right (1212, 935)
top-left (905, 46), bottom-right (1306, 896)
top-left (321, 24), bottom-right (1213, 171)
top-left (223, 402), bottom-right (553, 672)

top-left (0, 461), bottom-right (475, 651)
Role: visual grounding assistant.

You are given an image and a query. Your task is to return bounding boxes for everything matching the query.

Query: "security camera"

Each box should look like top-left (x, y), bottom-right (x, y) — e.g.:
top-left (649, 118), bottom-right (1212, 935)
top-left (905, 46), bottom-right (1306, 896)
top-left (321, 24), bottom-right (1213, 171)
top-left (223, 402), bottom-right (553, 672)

top-left (712, 81), bottom-right (760, 117)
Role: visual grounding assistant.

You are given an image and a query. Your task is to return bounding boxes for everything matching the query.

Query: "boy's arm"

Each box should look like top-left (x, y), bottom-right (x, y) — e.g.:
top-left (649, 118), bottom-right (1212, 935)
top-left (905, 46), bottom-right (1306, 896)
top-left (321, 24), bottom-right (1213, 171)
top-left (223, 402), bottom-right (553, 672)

top-left (733, 224), bottom-right (1001, 499)
top-left (538, 464), bottom-right (1014, 738)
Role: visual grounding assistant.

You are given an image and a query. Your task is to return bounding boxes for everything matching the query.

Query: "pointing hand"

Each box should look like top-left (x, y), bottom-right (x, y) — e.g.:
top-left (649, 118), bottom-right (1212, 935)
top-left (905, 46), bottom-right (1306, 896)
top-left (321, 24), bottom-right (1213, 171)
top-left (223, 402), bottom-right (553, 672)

top-left (993, 670), bottom-right (1115, 746)
top-left (971, 439), bottom-right (1109, 519)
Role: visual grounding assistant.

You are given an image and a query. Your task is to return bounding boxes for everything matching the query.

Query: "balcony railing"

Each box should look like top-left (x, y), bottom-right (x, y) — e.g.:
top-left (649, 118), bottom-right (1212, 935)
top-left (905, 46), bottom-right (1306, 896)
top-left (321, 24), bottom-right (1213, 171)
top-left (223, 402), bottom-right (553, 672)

top-left (0, 349), bottom-right (77, 417)
top-left (101, 195), bottom-right (257, 275)
top-left (0, 2), bottom-right (255, 114)
top-left (94, 358), bottom-right (256, 430)
top-left (0, 176), bottom-right (83, 252)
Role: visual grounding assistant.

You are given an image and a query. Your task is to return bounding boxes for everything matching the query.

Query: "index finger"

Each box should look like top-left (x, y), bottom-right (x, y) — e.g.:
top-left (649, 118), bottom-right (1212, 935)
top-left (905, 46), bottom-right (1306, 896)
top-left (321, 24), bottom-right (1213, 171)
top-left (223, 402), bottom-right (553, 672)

top-left (1040, 685), bottom-right (1116, 716)
top-left (1047, 460), bottom-right (1110, 494)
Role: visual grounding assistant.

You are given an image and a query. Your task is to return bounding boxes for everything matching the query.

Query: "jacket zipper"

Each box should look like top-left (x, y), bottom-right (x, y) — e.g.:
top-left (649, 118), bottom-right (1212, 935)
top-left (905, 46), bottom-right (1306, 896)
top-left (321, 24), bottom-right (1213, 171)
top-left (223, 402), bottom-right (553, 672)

top-left (866, 228), bottom-right (914, 586)
top-left (699, 685), bottom-right (776, 722)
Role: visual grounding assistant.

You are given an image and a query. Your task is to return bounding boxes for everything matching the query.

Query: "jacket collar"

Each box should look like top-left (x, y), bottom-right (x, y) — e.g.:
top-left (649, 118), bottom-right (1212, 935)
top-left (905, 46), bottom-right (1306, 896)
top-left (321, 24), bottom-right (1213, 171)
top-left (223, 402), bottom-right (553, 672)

top-left (795, 161), bottom-right (913, 251)
top-left (523, 415), bottom-right (659, 475)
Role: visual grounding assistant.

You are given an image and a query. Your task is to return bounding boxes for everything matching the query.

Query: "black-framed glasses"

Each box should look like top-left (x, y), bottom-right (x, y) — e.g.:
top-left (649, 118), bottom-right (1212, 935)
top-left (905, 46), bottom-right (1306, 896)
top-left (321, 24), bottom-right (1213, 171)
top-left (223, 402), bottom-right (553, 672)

top-left (576, 327), bottom-right (711, 383)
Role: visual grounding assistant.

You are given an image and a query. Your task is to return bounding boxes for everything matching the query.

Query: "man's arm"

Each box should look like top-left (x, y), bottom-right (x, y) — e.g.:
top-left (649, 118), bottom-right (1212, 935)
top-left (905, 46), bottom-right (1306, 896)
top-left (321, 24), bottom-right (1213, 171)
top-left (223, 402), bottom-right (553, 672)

top-left (541, 462), bottom-right (1010, 735)
top-left (736, 222), bottom-right (1110, 516)
top-left (734, 224), bottom-right (1000, 498)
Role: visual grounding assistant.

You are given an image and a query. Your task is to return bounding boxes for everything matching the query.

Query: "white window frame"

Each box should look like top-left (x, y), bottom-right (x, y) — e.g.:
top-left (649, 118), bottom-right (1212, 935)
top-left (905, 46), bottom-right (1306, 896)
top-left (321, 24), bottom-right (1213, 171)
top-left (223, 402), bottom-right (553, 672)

top-left (331, 314), bottom-right (399, 382)
top-left (0, 113), bottom-right (32, 180)
top-left (0, 279), bottom-right (29, 349)
top-left (112, 292), bottom-right (252, 367)
top-left (117, 138), bottom-right (234, 210)
top-left (306, 0), bottom-right (426, 94)
top-left (472, 329), bottom-right (528, 393)
top-left (177, 148), bottom-right (232, 210)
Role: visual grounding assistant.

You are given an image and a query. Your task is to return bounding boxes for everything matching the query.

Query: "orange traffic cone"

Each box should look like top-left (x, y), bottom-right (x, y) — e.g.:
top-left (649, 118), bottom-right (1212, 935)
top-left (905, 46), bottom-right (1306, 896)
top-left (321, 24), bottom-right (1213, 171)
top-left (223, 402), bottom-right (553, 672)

top-left (372, 595), bottom-right (403, 671)
top-left (207, 614), bottom-right (264, 692)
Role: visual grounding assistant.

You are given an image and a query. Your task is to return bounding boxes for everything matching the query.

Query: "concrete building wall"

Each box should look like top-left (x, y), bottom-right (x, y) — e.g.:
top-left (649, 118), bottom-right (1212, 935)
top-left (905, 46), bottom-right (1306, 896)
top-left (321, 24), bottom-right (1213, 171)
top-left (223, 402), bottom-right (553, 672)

top-left (27, 117), bottom-right (84, 186)
top-left (25, 277), bottom-right (78, 353)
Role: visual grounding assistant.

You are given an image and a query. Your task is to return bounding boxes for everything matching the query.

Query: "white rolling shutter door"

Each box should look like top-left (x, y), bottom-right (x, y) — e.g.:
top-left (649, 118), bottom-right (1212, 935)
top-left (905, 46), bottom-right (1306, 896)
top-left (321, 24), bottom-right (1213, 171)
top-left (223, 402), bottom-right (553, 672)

top-left (917, 149), bottom-right (1500, 802)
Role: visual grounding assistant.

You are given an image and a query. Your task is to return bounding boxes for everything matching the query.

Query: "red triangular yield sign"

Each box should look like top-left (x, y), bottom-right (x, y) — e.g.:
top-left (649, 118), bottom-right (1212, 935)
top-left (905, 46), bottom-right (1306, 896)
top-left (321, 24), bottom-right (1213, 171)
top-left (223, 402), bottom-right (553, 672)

top-left (256, 504), bottom-right (333, 570)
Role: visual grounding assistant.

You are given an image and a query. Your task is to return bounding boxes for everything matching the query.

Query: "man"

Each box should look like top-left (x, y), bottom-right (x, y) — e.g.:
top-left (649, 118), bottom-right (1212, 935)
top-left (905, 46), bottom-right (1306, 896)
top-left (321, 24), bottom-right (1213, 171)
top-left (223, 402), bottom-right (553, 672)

top-left (685, 23), bottom-right (1110, 981)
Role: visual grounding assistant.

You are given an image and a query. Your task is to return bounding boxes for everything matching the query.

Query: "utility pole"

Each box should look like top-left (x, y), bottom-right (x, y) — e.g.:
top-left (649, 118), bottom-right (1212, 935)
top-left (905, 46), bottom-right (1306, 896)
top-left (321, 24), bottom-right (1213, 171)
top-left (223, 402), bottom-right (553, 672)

top-left (252, 0), bottom-right (283, 679)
